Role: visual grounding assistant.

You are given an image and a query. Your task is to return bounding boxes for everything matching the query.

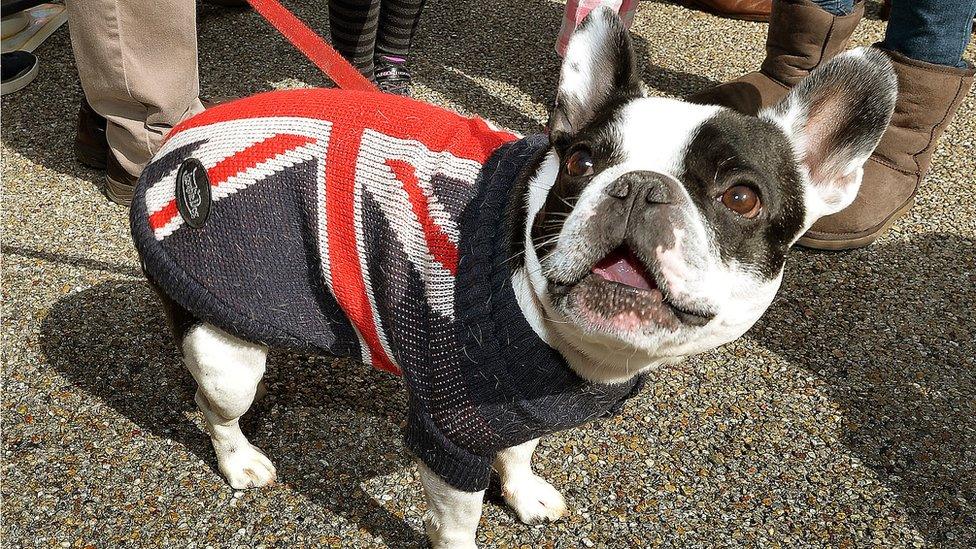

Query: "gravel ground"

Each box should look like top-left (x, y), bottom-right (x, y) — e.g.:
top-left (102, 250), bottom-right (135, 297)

top-left (2, 1), bottom-right (974, 547)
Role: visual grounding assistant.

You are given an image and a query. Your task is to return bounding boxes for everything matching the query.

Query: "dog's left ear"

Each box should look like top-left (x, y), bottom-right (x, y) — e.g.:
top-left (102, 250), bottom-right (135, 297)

top-left (548, 6), bottom-right (644, 146)
top-left (760, 48), bottom-right (898, 222)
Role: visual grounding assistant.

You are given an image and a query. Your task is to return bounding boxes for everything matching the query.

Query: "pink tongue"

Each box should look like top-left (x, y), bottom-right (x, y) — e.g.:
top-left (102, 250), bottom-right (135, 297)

top-left (592, 248), bottom-right (656, 290)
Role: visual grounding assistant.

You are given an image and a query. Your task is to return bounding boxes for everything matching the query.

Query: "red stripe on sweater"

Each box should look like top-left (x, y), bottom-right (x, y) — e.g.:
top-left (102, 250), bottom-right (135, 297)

top-left (325, 122), bottom-right (400, 375)
top-left (208, 133), bottom-right (314, 186)
top-left (148, 201), bottom-right (180, 232)
top-left (386, 159), bottom-right (458, 276)
top-left (149, 133), bottom-right (314, 231)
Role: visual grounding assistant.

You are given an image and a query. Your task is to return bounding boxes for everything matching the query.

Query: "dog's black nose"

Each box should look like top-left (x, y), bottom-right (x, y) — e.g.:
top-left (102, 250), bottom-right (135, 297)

top-left (606, 171), bottom-right (673, 204)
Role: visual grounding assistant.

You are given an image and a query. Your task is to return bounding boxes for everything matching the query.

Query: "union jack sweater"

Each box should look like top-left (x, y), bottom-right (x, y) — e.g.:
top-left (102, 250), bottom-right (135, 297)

top-left (131, 89), bottom-right (642, 491)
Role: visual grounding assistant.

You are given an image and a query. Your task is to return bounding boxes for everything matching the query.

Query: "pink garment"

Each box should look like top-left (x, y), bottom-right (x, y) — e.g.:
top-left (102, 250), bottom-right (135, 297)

top-left (556, 0), bottom-right (639, 56)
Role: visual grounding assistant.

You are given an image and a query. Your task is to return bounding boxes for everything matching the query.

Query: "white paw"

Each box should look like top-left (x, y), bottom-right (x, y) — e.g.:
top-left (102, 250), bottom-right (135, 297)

top-left (217, 444), bottom-right (277, 489)
top-left (502, 474), bottom-right (567, 524)
top-left (423, 512), bottom-right (478, 549)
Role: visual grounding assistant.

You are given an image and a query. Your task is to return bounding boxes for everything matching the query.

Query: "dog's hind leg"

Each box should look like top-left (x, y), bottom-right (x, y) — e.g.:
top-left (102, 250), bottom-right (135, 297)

top-left (182, 323), bottom-right (276, 489)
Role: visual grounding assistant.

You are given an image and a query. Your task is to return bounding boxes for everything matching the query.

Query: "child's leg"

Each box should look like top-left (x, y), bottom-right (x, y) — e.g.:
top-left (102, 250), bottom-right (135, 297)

top-left (372, 0), bottom-right (425, 94)
top-left (375, 0), bottom-right (426, 61)
top-left (555, 0), bottom-right (638, 57)
top-left (329, 0), bottom-right (382, 80)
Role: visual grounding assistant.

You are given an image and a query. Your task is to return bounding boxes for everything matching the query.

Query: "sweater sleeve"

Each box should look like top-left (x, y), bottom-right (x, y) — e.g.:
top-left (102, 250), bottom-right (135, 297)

top-left (399, 137), bottom-right (551, 494)
top-left (402, 403), bottom-right (493, 492)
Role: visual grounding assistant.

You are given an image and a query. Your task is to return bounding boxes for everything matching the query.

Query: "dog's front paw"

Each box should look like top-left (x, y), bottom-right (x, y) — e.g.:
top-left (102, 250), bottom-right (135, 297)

top-left (423, 511), bottom-right (478, 549)
top-left (217, 444), bottom-right (277, 489)
top-left (502, 474), bottom-right (567, 524)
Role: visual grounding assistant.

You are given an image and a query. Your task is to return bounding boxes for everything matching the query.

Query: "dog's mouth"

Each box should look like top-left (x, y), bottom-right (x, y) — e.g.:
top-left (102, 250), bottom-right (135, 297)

top-left (552, 246), bottom-right (714, 331)
top-left (591, 246), bottom-right (658, 291)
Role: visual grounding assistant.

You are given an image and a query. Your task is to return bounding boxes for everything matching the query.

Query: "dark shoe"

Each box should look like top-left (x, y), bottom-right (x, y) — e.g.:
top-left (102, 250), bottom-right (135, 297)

top-left (1, 51), bottom-right (38, 96)
top-left (687, 0), bottom-right (863, 114)
top-left (681, 0), bottom-right (771, 22)
top-left (75, 99), bottom-right (109, 169)
top-left (105, 152), bottom-right (138, 207)
top-left (375, 55), bottom-right (412, 96)
top-left (798, 49), bottom-right (975, 250)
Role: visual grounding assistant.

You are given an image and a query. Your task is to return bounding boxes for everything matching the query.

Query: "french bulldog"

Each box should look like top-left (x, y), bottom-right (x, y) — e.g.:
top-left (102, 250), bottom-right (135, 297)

top-left (132, 7), bottom-right (896, 548)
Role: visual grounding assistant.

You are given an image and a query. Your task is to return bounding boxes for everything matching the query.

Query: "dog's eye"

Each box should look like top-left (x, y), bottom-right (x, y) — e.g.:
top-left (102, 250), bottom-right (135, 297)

top-left (720, 185), bottom-right (761, 218)
top-left (564, 148), bottom-right (594, 177)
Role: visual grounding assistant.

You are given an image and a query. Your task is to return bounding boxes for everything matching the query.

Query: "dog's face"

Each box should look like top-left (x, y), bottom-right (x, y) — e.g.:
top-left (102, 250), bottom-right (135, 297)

top-left (518, 8), bottom-right (896, 382)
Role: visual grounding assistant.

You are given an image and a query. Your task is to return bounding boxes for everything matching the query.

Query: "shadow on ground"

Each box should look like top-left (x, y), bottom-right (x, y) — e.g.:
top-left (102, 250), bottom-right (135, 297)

top-left (753, 233), bottom-right (976, 546)
top-left (411, 0), bottom-right (718, 132)
top-left (39, 280), bottom-right (427, 547)
top-left (37, 231), bottom-right (975, 546)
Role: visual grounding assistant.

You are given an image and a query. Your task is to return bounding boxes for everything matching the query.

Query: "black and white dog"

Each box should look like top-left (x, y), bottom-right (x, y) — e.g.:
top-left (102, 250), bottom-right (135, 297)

top-left (135, 7), bottom-right (896, 547)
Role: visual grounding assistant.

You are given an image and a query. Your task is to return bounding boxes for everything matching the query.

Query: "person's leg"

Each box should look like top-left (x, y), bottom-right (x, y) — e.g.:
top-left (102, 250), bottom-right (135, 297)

top-left (798, 0), bottom-right (976, 249)
top-left (371, 0), bottom-right (426, 95)
top-left (65, 0), bottom-right (204, 186)
top-left (687, 0), bottom-right (864, 114)
top-left (556, 0), bottom-right (639, 57)
top-left (328, 0), bottom-right (382, 81)
top-left (375, 0), bottom-right (426, 61)
top-left (807, 0), bottom-right (853, 16)
top-left (882, 0), bottom-right (976, 68)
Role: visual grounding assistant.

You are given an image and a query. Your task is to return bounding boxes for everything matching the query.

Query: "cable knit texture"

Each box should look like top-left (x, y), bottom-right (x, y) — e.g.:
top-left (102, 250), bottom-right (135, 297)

top-left (131, 88), bottom-right (642, 491)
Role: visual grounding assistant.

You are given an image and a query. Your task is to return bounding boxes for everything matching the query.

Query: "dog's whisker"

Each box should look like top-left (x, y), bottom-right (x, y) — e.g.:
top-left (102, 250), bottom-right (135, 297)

top-left (557, 194), bottom-right (580, 210)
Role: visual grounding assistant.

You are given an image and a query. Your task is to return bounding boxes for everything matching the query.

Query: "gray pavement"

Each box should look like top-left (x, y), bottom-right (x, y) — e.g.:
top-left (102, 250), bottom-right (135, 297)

top-left (2, 0), bottom-right (974, 547)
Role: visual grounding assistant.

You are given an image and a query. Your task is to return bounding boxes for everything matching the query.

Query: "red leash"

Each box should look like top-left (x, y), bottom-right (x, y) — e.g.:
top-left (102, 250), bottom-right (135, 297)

top-left (246, 0), bottom-right (380, 93)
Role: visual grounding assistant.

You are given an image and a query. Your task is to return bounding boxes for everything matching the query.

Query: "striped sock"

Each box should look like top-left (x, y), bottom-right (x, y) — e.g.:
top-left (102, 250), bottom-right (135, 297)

top-left (375, 0), bottom-right (426, 61)
top-left (328, 0), bottom-right (381, 80)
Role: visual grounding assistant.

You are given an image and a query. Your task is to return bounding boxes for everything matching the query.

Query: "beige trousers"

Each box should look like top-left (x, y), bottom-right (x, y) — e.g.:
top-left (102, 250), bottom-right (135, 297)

top-left (65, 0), bottom-right (205, 177)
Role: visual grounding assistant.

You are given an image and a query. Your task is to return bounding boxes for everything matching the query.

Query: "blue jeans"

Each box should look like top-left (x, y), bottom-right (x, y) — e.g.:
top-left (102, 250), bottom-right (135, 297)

top-left (810, 0), bottom-right (976, 68)
top-left (811, 0), bottom-right (854, 16)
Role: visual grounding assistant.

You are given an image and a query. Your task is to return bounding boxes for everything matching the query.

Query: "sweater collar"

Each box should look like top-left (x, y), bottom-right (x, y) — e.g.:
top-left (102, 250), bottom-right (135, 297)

top-left (455, 135), bottom-right (642, 425)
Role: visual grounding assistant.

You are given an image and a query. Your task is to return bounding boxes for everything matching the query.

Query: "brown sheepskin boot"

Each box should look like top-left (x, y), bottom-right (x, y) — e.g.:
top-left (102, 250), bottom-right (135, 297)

top-left (681, 0), bottom-right (772, 22)
top-left (797, 49), bottom-right (975, 250)
top-left (687, 0), bottom-right (863, 115)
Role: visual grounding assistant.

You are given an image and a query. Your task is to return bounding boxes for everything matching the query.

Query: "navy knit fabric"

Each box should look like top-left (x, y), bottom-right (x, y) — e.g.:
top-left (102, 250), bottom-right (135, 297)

top-left (131, 90), bottom-right (642, 491)
top-left (404, 136), bottom-right (644, 490)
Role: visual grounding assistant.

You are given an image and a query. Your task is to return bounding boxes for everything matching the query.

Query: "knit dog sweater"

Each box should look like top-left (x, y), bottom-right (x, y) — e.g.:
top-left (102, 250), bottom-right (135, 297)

top-left (131, 89), bottom-right (642, 491)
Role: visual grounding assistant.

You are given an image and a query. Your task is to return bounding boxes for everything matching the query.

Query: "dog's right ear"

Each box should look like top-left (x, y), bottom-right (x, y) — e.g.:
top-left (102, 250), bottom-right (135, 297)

top-left (548, 6), bottom-right (643, 146)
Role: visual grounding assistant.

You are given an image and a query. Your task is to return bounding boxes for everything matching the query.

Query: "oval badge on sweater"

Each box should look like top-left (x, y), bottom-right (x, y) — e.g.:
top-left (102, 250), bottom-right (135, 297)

top-left (175, 158), bottom-right (212, 229)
